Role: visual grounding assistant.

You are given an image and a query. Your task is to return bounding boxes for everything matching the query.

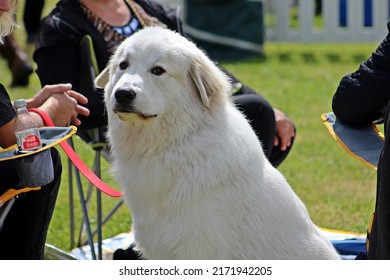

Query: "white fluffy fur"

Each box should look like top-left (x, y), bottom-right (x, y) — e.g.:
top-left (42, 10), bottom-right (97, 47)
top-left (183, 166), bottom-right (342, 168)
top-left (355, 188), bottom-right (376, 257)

top-left (95, 27), bottom-right (340, 260)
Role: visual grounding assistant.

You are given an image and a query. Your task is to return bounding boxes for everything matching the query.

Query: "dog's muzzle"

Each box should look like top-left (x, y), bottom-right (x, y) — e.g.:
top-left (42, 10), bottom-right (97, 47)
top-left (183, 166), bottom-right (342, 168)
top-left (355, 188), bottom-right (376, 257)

top-left (113, 88), bottom-right (157, 119)
top-left (115, 88), bottom-right (136, 107)
top-left (113, 88), bottom-right (138, 114)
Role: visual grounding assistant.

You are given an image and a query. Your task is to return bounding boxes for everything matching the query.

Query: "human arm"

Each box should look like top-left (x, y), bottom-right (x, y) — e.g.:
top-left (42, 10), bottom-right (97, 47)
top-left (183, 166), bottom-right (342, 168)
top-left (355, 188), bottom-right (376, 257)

top-left (0, 119), bottom-right (16, 148)
top-left (0, 84), bottom-right (89, 148)
top-left (25, 84), bottom-right (90, 127)
top-left (1, 92), bottom-right (89, 148)
top-left (26, 83), bottom-right (73, 108)
top-left (0, 84), bottom-right (17, 148)
top-left (34, 12), bottom-right (108, 129)
top-left (332, 25), bottom-right (390, 126)
top-left (31, 88), bottom-right (90, 127)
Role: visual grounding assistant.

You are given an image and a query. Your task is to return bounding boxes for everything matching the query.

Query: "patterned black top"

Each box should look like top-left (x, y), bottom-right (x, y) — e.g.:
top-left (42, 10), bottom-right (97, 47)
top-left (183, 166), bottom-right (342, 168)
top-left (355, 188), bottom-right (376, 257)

top-left (80, 0), bottom-right (141, 54)
top-left (0, 83), bottom-right (16, 127)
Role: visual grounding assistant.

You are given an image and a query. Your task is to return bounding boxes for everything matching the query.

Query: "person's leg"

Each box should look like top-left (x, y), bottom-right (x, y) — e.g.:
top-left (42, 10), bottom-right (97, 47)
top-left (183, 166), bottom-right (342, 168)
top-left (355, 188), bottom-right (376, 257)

top-left (23, 0), bottom-right (45, 42)
top-left (0, 158), bottom-right (19, 192)
top-left (367, 102), bottom-right (390, 259)
top-left (232, 92), bottom-right (275, 159)
top-left (225, 67), bottom-right (295, 167)
top-left (0, 34), bottom-right (33, 87)
top-left (232, 85), bottom-right (295, 167)
top-left (0, 148), bottom-right (61, 260)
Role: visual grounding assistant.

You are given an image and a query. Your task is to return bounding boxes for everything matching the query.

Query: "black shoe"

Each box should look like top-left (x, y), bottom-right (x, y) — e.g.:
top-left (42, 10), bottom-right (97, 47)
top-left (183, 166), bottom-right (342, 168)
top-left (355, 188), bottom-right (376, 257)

top-left (0, 34), bottom-right (33, 87)
top-left (113, 243), bottom-right (143, 260)
top-left (10, 59), bottom-right (33, 87)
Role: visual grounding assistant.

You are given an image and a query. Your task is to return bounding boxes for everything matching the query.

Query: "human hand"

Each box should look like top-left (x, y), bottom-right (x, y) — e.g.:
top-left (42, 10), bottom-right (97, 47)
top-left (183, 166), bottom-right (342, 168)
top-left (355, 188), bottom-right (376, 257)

top-left (274, 108), bottom-right (295, 151)
top-left (26, 83), bottom-right (73, 108)
top-left (37, 89), bottom-right (90, 127)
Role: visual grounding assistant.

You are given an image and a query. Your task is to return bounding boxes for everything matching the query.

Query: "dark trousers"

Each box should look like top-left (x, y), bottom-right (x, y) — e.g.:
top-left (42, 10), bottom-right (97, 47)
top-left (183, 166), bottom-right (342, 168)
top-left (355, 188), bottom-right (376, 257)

top-left (23, 0), bottom-right (45, 36)
top-left (368, 102), bottom-right (390, 259)
top-left (0, 148), bottom-right (61, 260)
top-left (231, 78), bottom-right (295, 168)
top-left (233, 93), bottom-right (294, 167)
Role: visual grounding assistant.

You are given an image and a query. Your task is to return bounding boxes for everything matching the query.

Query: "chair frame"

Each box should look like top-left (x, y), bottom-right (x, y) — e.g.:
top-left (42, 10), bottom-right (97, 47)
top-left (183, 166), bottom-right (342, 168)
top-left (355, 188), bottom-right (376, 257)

top-left (67, 129), bottom-right (124, 260)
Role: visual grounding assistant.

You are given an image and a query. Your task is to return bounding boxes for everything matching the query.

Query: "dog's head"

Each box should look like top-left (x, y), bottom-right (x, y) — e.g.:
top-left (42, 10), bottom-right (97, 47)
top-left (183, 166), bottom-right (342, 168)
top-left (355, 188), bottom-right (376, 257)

top-left (95, 27), bottom-right (232, 124)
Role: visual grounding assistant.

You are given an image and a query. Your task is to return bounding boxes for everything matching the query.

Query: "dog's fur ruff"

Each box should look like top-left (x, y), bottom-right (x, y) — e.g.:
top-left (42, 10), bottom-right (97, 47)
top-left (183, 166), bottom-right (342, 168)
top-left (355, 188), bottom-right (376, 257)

top-left (95, 26), bottom-right (340, 260)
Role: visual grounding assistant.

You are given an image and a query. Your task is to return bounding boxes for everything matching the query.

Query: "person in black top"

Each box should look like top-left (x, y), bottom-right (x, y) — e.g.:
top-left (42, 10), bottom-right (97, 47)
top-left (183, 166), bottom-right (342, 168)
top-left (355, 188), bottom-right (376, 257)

top-left (34, 0), bottom-right (296, 168)
top-left (332, 21), bottom-right (390, 259)
top-left (0, 0), bottom-right (90, 259)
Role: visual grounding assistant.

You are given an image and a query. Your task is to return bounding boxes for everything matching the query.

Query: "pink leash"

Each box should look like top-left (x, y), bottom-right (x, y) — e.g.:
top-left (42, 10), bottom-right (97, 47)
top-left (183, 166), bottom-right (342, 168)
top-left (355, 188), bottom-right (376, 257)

top-left (29, 108), bottom-right (123, 197)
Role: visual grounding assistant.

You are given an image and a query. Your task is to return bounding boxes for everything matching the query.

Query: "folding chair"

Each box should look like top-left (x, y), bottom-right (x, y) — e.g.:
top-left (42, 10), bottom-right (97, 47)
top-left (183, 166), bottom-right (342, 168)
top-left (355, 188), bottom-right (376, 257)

top-left (322, 112), bottom-right (385, 258)
top-left (64, 35), bottom-right (125, 260)
top-left (23, 106), bottom-right (124, 260)
top-left (0, 126), bottom-right (76, 233)
top-left (321, 112), bottom-right (384, 169)
top-left (0, 187), bottom-right (40, 231)
top-left (66, 132), bottom-right (125, 260)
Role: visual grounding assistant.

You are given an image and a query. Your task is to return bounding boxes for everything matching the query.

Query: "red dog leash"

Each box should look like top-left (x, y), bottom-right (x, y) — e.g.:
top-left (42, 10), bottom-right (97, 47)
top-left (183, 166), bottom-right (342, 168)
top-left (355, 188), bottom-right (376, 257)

top-left (29, 108), bottom-right (123, 198)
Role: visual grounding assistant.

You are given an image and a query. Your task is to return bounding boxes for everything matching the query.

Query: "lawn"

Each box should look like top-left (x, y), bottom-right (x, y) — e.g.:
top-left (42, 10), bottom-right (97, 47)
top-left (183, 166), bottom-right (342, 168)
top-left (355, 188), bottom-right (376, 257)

top-left (223, 42), bottom-right (378, 234)
top-left (2, 1), bottom-right (379, 253)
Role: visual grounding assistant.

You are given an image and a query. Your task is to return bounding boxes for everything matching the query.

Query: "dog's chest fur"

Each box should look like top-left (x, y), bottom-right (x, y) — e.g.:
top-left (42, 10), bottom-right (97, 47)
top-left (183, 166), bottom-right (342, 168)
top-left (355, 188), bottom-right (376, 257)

top-left (110, 106), bottom-right (270, 259)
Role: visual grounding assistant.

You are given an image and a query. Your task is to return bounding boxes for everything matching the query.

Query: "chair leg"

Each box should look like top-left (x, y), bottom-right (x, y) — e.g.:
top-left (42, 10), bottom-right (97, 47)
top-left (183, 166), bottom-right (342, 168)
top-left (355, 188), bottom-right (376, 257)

top-left (67, 129), bottom-right (124, 260)
top-left (0, 198), bottom-right (15, 232)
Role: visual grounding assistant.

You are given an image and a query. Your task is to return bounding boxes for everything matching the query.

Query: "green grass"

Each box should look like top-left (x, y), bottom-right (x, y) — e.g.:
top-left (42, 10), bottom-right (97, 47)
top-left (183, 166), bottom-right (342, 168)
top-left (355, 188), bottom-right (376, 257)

top-left (223, 42), bottom-right (378, 233)
top-left (3, 2), bottom-right (379, 252)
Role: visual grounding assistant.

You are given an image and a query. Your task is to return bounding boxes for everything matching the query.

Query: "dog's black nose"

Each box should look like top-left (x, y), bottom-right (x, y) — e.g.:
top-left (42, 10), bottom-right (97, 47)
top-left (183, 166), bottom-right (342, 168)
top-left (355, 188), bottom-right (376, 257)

top-left (115, 89), bottom-right (136, 105)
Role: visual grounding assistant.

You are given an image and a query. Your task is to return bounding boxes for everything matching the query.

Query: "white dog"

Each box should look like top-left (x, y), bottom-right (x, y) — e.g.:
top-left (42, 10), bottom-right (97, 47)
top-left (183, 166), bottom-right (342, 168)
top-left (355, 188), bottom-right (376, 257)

top-left (95, 26), bottom-right (340, 260)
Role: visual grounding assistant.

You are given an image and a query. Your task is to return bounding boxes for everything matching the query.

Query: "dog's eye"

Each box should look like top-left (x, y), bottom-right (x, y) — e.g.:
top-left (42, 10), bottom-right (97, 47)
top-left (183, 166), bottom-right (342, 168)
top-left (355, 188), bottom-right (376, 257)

top-left (150, 66), bottom-right (165, 76)
top-left (119, 61), bottom-right (129, 70)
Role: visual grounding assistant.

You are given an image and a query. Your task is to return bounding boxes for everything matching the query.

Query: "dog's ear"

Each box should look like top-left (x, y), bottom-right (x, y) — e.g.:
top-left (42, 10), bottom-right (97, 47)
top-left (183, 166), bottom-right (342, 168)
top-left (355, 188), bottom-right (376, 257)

top-left (189, 60), bottom-right (210, 108)
top-left (189, 55), bottom-right (231, 108)
top-left (95, 65), bottom-right (110, 89)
